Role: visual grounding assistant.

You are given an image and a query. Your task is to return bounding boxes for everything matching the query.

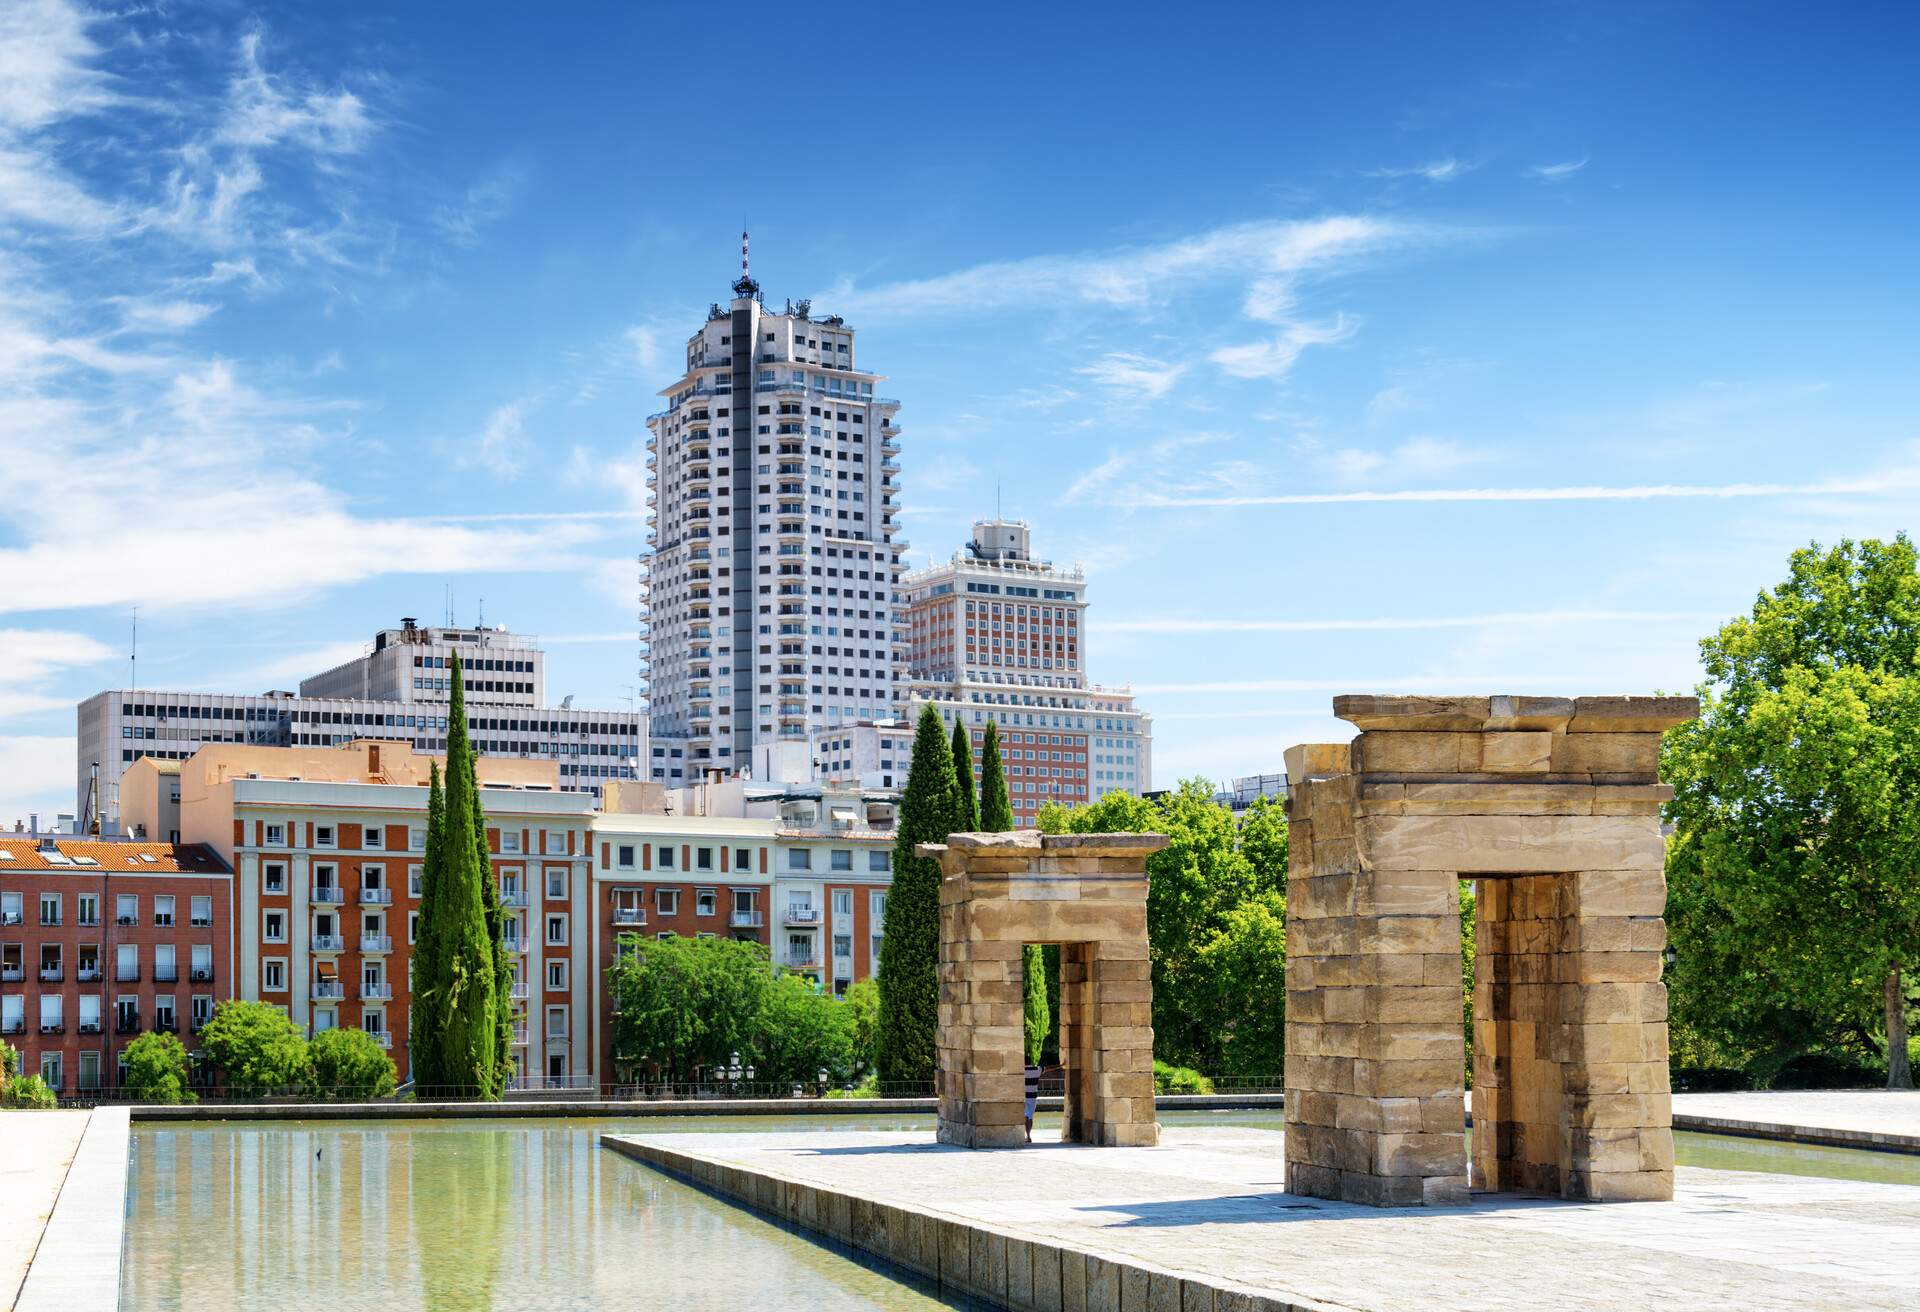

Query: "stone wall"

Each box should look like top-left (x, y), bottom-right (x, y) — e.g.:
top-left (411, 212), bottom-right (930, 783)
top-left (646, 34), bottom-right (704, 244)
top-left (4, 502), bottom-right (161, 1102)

top-left (920, 831), bottom-right (1166, 1149)
top-left (1282, 694), bottom-right (1695, 1206)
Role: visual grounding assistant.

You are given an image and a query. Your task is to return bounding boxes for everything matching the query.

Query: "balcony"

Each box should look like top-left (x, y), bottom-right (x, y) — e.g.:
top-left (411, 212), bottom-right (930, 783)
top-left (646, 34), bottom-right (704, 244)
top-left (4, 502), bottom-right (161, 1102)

top-left (730, 910), bottom-right (765, 929)
top-left (500, 889), bottom-right (528, 908)
top-left (313, 935), bottom-right (346, 953)
top-left (359, 982), bottom-right (394, 1001)
top-left (77, 1021), bottom-right (101, 1035)
top-left (358, 888), bottom-right (393, 906)
top-left (38, 967), bottom-right (62, 983)
top-left (612, 907), bottom-right (647, 927)
top-left (154, 1016), bottom-right (177, 1032)
top-left (0, 1019), bottom-right (22, 1035)
top-left (40, 1021), bottom-right (64, 1035)
top-left (502, 935), bottom-right (526, 954)
top-left (77, 967), bottom-right (101, 982)
top-left (115, 915), bottom-right (138, 927)
top-left (191, 966), bottom-right (215, 983)
top-left (0, 967), bottom-right (18, 983)
top-left (371, 1031), bottom-right (393, 1049)
top-left (509, 982), bottom-right (529, 1000)
top-left (153, 967), bottom-right (178, 983)
top-left (511, 1026), bottom-right (530, 1046)
top-left (784, 956), bottom-right (821, 972)
top-left (359, 936), bottom-right (392, 954)
top-left (782, 906), bottom-right (821, 926)
top-left (115, 1017), bottom-right (142, 1035)
top-left (311, 887), bottom-right (344, 906)
top-left (115, 968), bottom-right (141, 983)
top-left (313, 980), bottom-right (345, 1000)
top-left (0, 912), bottom-right (19, 926)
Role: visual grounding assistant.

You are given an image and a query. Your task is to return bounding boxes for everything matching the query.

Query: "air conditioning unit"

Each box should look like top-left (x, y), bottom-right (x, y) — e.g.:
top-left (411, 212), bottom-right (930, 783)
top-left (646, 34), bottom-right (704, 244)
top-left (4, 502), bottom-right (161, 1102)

top-left (192, 969), bottom-right (212, 982)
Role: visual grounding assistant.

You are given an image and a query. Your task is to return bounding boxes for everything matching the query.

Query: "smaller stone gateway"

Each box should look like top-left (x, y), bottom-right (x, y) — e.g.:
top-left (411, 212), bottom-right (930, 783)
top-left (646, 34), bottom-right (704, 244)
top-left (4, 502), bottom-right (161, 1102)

top-left (1284, 694), bottom-right (1697, 1207)
top-left (919, 831), bottom-right (1167, 1149)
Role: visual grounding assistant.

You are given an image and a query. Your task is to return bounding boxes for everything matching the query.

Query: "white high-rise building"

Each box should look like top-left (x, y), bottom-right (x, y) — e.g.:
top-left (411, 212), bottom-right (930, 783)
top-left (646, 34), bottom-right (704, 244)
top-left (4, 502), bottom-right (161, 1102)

top-left (643, 250), bottom-right (907, 786)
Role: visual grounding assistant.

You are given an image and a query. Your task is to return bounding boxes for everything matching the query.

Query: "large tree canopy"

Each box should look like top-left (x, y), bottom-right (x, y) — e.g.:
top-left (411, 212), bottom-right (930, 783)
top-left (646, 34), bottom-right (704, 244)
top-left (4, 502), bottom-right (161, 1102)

top-left (1665, 536), bottom-right (1920, 1088)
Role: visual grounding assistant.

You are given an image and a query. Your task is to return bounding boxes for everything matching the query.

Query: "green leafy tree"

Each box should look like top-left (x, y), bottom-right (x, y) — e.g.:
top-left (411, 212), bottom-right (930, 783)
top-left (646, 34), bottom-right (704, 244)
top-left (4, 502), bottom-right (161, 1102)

top-left (407, 763), bottom-right (447, 1085)
top-left (200, 1000), bottom-right (311, 1095)
top-left (843, 977), bottom-right (881, 1074)
top-left (1665, 537), bottom-right (1920, 1088)
top-left (1, 1041), bottom-right (58, 1108)
top-left (875, 704), bottom-right (963, 1084)
top-left (607, 934), bottom-right (773, 1085)
top-left (122, 1031), bottom-right (195, 1104)
top-left (950, 721), bottom-right (978, 831)
top-left (410, 653), bottom-right (501, 1097)
top-left (465, 733), bottom-right (517, 1094)
top-left (1194, 892), bottom-right (1288, 1081)
top-left (310, 1026), bottom-right (400, 1099)
top-left (754, 973), bottom-right (857, 1085)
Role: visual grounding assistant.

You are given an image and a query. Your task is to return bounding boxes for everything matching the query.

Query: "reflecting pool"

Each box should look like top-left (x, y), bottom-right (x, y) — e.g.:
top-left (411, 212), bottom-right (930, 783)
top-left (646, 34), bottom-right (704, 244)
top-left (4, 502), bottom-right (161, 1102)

top-left (121, 1109), bottom-right (1920, 1309)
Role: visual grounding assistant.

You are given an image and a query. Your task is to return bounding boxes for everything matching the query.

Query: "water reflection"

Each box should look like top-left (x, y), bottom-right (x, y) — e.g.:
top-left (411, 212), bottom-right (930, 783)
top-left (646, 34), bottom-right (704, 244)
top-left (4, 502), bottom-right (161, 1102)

top-left (124, 1119), bottom-right (973, 1312)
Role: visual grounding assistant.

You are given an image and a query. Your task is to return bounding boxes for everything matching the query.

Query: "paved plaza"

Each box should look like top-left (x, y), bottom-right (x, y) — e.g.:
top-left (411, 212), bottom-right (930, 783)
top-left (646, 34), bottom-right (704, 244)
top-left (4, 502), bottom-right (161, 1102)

top-left (0, 1111), bottom-right (89, 1312)
top-left (1673, 1090), bottom-right (1920, 1148)
top-left (616, 1123), bottom-right (1920, 1311)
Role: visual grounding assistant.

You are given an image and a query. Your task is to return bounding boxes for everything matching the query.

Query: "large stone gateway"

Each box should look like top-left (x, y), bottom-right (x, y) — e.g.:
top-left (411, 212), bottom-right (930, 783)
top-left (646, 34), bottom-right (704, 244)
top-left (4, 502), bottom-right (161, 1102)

top-left (920, 831), bottom-right (1167, 1149)
top-left (1283, 694), bottom-right (1697, 1206)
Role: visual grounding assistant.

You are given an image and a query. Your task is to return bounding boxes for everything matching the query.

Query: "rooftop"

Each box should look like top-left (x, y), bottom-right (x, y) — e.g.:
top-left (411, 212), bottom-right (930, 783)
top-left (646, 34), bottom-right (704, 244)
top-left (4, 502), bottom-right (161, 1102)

top-left (0, 838), bottom-right (226, 874)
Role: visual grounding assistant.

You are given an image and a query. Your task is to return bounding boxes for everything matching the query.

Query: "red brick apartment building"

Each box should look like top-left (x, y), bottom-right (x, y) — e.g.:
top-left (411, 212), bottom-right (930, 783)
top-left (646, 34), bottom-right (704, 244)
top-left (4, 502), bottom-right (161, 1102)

top-left (0, 836), bottom-right (231, 1094)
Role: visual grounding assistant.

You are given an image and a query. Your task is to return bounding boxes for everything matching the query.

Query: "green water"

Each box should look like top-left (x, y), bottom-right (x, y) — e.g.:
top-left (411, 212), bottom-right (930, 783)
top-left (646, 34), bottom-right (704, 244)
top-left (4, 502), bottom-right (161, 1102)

top-left (121, 1109), bottom-right (1920, 1310)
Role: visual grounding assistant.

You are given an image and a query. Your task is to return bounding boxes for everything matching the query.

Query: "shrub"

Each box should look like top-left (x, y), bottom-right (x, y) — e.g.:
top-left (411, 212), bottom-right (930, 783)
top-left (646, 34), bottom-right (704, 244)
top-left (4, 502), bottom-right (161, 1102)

top-left (824, 1074), bottom-right (882, 1100)
top-left (123, 1031), bottom-right (196, 1104)
top-left (199, 1000), bottom-right (311, 1095)
top-left (1153, 1060), bottom-right (1214, 1095)
top-left (309, 1027), bottom-right (399, 1100)
top-left (3, 1073), bottom-right (58, 1109)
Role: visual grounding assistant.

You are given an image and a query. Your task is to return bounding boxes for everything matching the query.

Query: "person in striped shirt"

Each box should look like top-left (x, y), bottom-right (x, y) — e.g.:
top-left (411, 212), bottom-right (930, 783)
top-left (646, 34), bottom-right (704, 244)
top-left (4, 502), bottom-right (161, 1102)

top-left (1024, 1062), bottom-right (1042, 1143)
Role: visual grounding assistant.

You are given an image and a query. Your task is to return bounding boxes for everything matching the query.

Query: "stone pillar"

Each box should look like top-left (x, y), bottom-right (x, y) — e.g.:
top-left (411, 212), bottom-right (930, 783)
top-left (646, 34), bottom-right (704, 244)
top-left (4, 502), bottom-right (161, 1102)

top-left (1284, 694), bottom-right (1694, 1206)
top-left (922, 831), bottom-right (1165, 1149)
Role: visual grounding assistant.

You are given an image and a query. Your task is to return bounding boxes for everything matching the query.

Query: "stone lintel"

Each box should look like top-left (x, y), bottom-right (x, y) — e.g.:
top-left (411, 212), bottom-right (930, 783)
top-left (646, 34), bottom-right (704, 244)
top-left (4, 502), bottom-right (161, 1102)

top-left (1334, 693), bottom-right (1697, 736)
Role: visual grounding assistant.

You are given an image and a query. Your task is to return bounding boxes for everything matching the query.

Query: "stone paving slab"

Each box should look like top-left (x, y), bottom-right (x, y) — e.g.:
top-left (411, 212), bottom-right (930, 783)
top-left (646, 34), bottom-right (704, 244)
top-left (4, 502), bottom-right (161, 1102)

top-left (1672, 1090), bottom-right (1920, 1151)
top-left (16, 1106), bottom-right (130, 1312)
top-left (0, 1110), bottom-right (89, 1312)
top-left (609, 1125), bottom-right (1920, 1312)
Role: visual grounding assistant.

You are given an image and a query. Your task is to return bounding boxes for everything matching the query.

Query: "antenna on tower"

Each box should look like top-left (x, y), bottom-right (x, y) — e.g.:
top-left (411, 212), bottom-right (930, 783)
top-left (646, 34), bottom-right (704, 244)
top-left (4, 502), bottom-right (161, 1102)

top-left (732, 225), bottom-right (760, 299)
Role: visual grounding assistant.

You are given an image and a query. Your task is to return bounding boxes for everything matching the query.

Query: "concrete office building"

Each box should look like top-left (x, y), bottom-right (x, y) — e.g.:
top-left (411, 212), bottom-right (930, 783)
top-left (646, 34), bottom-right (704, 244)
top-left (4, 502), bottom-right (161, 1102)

top-left (78, 620), bottom-right (644, 830)
top-left (642, 246), bottom-right (907, 789)
top-left (900, 519), bottom-right (1153, 824)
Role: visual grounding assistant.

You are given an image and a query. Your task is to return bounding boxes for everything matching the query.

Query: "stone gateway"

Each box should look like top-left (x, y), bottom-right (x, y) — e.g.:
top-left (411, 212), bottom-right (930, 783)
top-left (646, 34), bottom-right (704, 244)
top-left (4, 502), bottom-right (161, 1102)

top-left (1283, 694), bottom-right (1697, 1206)
top-left (918, 831), bottom-right (1167, 1149)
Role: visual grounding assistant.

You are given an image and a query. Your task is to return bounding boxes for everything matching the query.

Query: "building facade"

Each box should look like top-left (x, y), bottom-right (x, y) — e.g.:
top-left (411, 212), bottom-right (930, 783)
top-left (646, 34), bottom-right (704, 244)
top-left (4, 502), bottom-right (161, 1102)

top-left (900, 519), bottom-right (1153, 824)
top-left (159, 742), bottom-right (597, 1089)
top-left (80, 619), bottom-right (643, 831)
top-left (643, 260), bottom-right (907, 788)
top-left (0, 836), bottom-right (232, 1095)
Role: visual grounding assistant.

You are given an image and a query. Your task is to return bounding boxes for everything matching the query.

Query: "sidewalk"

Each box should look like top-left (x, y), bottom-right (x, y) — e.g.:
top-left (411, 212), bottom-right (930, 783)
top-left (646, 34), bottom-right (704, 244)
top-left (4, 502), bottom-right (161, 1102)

top-left (0, 1111), bottom-right (89, 1312)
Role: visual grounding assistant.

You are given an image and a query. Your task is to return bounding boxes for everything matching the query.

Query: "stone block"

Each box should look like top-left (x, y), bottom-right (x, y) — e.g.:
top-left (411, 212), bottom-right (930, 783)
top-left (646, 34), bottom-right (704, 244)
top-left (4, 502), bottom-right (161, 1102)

top-left (1334, 694), bottom-right (1494, 731)
top-left (1007, 1238), bottom-right (1036, 1309)
top-left (1550, 732), bottom-right (1664, 775)
top-left (1182, 1280), bottom-right (1216, 1312)
top-left (1085, 1255), bottom-right (1120, 1312)
top-left (1148, 1272), bottom-right (1183, 1312)
top-left (1031, 1242), bottom-right (1064, 1312)
top-left (1564, 695), bottom-right (1698, 734)
top-left (1360, 814), bottom-right (1667, 873)
top-left (1284, 741), bottom-right (1351, 782)
top-left (1061, 1247), bottom-right (1087, 1312)
top-left (1120, 1265), bottom-right (1150, 1311)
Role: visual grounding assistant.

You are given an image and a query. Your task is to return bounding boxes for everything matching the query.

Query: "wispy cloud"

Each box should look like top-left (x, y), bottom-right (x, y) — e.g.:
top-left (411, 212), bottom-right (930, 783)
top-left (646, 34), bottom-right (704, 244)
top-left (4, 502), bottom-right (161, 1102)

top-left (433, 158), bottom-right (527, 248)
top-left (1076, 351), bottom-right (1189, 402)
top-left (1063, 433), bottom-right (1225, 504)
top-left (1211, 316), bottom-right (1357, 380)
top-left (1098, 610), bottom-right (1714, 634)
top-left (1303, 435), bottom-right (1491, 484)
top-left (1365, 156), bottom-right (1477, 182)
top-left (1135, 673), bottom-right (1639, 695)
top-left (820, 215), bottom-right (1462, 319)
top-left (1127, 473), bottom-right (1916, 509)
top-left (0, 628), bottom-right (117, 715)
top-left (467, 399), bottom-right (532, 478)
top-left (1527, 157), bottom-right (1588, 183)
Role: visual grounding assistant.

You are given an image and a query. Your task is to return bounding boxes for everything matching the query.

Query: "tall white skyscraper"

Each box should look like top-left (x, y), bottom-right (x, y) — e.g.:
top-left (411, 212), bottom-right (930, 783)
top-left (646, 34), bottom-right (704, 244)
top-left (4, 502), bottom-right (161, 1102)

top-left (643, 249), bottom-right (906, 784)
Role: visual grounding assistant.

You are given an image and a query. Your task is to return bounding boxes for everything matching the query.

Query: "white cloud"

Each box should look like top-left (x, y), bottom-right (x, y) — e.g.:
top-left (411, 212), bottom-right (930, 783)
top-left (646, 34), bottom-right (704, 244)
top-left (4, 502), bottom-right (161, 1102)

top-left (115, 297), bottom-right (217, 334)
top-left (915, 453), bottom-right (980, 494)
top-left (624, 325), bottom-right (663, 373)
top-left (0, 736), bottom-right (77, 829)
top-left (1076, 352), bottom-right (1189, 402)
top-left (433, 159), bottom-right (526, 248)
top-left (219, 31), bottom-right (372, 155)
top-left (1125, 471), bottom-right (1917, 509)
top-left (468, 399), bottom-right (531, 478)
top-left (1528, 157), bottom-right (1588, 183)
top-left (1062, 433), bottom-right (1226, 505)
top-left (1305, 435), bottom-right (1491, 484)
top-left (1134, 673), bottom-right (1640, 695)
top-left (1210, 316), bottom-right (1357, 380)
top-left (1365, 156), bottom-right (1477, 183)
top-left (0, 629), bottom-right (117, 716)
top-left (820, 215), bottom-right (1455, 319)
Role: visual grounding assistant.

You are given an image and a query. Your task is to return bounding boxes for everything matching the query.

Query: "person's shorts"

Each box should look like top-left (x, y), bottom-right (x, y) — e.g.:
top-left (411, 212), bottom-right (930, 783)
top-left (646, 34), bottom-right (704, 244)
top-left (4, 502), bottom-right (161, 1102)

top-left (1025, 1097), bottom-right (1037, 1118)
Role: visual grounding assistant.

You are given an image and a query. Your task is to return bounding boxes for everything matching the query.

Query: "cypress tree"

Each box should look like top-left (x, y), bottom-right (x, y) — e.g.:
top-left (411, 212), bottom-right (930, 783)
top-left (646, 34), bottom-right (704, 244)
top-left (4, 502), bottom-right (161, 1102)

top-left (979, 720), bottom-right (1048, 1062)
top-left (979, 719), bottom-right (1014, 831)
top-left (430, 654), bottom-right (499, 1096)
top-left (407, 764), bottom-right (448, 1084)
top-left (950, 720), bottom-right (978, 831)
top-left (466, 733), bottom-right (518, 1093)
top-left (875, 704), bottom-right (961, 1085)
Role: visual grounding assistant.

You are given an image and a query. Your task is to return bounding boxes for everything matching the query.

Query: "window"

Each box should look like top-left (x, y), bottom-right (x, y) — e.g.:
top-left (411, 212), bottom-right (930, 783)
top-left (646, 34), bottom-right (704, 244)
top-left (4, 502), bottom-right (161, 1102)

top-left (870, 891), bottom-right (887, 923)
top-left (410, 827), bottom-right (426, 852)
top-left (501, 831), bottom-right (521, 853)
top-left (695, 888), bottom-right (717, 916)
top-left (735, 847), bottom-right (752, 871)
top-left (0, 892), bottom-right (18, 926)
top-left (155, 944), bottom-right (177, 982)
top-left (78, 893), bottom-right (99, 926)
top-left (833, 889), bottom-right (853, 916)
top-left (263, 863), bottom-right (285, 893)
top-left (38, 893), bottom-right (60, 926)
top-left (315, 825), bottom-right (335, 847)
top-left (545, 914), bottom-right (567, 946)
top-left (831, 849), bottom-right (852, 872)
top-left (617, 844), bottom-right (636, 868)
top-left (545, 868), bottom-right (567, 901)
top-left (545, 1006), bottom-right (569, 1041)
top-left (787, 848), bottom-right (811, 871)
top-left (546, 959), bottom-right (568, 992)
top-left (696, 847), bottom-right (714, 871)
top-left (115, 893), bottom-right (137, 926)
top-left (365, 823), bottom-right (386, 849)
top-left (409, 865), bottom-right (423, 897)
top-left (115, 943), bottom-right (138, 982)
top-left (265, 912), bottom-right (286, 943)
top-left (657, 844), bottom-right (675, 870)
top-left (190, 895), bottom-right (212, 927)
top-left (78, 992), bottom-right (102, 1033)
top-left (544, 829), bottom-right (568, 855)
top-left (153, 895), bottom-right (175, 928)
top-left (264, 959), bottom-right (286, 991)
top-left (869, 850), bottom-right (889, 872)
top-left (191, 945), bottom-right (212, 981)
top-left (654, 888), bottom-right (679, 916)
top-left (265, 823), bottom-right (285, 845)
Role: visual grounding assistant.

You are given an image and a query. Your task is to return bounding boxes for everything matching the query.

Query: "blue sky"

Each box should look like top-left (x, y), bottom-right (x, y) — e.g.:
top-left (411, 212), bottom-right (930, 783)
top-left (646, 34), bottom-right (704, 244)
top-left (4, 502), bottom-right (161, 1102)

top-left (3, 0), bottom-right (1918, 822)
